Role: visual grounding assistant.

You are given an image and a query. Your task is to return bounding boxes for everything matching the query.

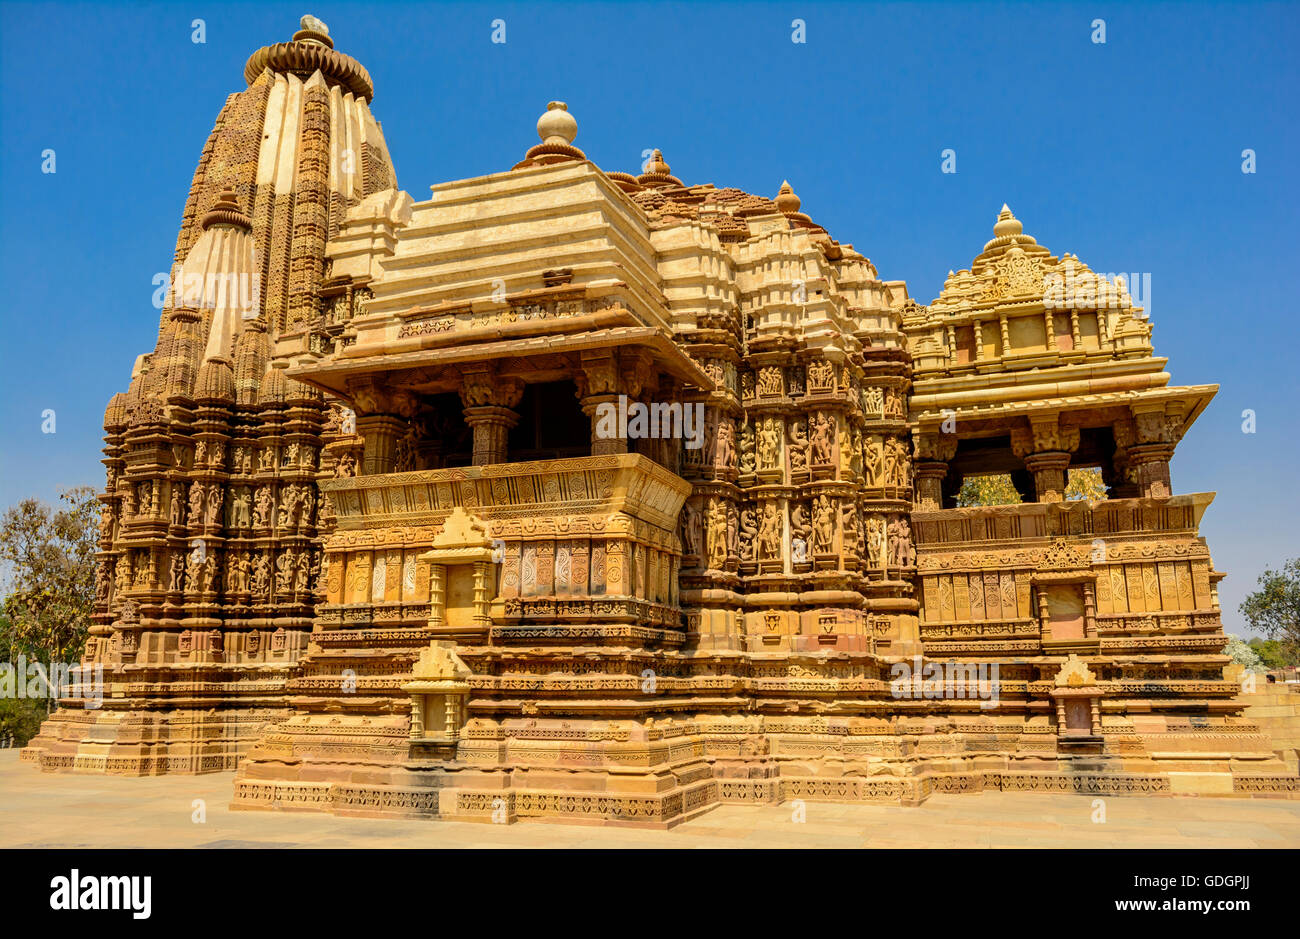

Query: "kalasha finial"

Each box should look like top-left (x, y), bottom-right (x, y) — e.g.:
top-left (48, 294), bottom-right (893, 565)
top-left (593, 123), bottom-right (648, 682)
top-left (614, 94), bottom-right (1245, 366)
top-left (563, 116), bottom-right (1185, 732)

top-left (993, 203), bottom-right (1023, 238)
top-left (514, 101), bottom-right (585, 169)
top-left (636, 149), bottom-right (683, 189)
top-left (537, 101), bottom-right (578, 146)
top-left (775, 180), bottom-right (801, 215)
top-left (293, 14), bottom-right (334, 48)
top-left (644, 149), bottom-right (670, 176)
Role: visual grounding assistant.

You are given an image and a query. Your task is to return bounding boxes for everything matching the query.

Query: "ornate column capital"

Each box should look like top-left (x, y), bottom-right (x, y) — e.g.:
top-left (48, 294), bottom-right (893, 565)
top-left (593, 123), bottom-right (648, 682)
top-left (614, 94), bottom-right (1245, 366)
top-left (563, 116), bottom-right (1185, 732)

top-left (913, 428), bottom-right (958, 463)
top-left (1011, 414), bottom-right (1079, 503)
top-left (458, 365), bottom-right (524, 411)
top-left (347, 377), bottom-right (419, 418)
top-left (453, 365), bottom-right (524, 466)
top-left (1126, 402), bottom-right (1184, 497)
top-left (575, 350), bottom-right (622, 399)
top-left (1011, 413), bottom-right (1080, 459)
top-left (1131, 401), bottom-right (1186, 446)
top-left (619, 348), bottom-right (656, 401)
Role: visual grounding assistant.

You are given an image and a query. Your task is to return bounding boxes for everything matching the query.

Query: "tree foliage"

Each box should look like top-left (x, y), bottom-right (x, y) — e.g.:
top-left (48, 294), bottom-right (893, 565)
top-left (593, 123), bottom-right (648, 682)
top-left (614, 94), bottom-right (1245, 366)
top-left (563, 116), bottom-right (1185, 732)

top-left (1064, 467), bottom-right (1107, 501)
top-left (1248, 637), bottom-right (1297, 670)
top-left (955, 475), bottom-right (1022, 507)
top-left (0, 487), bottom-right (99, 666)
top-left (1240, 558), bottom-right (1300, 662)
top-left (956, 467), bottom-right (1106, 507)
top-left (0, 696), bottom-right (47, 748)
top-left (1224, 634), bottom-right (1263, 669)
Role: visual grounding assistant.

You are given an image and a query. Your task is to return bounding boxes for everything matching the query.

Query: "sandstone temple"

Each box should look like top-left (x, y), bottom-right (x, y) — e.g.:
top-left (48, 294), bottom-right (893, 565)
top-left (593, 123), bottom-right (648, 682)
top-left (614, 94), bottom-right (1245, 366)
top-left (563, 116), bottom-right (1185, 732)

top-left (22, 17), bottom-right (1298, 825)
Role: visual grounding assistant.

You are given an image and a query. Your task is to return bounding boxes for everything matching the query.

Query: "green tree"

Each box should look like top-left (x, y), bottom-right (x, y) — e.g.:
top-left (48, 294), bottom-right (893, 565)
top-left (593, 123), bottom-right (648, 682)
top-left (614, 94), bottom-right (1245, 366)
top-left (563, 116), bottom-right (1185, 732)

top-left (1240, 558), bottom-right (1300, 662)
top-left (956, 467), bottom-right (1107, 507)
top-left (0, 487), bottom-right (99, 671)
top-left (0, 697), bottom-right (47, 748)
top-left (1064, 467), bottom-right (1107, 501)
top-left (1247, 637), bottom-right (1296, 669)
top-left (1, 605), bottom-right (67, 748)
top-left (955, 475), bottom-right (1021, 507)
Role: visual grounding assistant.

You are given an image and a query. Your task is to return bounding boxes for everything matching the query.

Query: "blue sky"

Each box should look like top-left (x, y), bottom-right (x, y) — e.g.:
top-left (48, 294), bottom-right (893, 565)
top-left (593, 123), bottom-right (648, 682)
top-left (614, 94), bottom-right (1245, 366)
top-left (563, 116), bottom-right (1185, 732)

top-left (1, 1), bottom-right (1296, 634)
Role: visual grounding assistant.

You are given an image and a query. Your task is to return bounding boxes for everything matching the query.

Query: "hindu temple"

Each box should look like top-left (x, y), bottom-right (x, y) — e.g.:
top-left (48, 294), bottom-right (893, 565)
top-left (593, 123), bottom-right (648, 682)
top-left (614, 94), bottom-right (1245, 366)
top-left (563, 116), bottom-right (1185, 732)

top-left (22, 16), bottom-right (1297, 825)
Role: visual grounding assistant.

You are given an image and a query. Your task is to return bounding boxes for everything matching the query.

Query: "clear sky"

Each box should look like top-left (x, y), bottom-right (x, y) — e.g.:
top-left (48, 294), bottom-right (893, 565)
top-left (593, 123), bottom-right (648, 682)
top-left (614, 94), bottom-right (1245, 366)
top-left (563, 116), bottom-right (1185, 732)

top-left (0, 1), bottom-right (1296, 635)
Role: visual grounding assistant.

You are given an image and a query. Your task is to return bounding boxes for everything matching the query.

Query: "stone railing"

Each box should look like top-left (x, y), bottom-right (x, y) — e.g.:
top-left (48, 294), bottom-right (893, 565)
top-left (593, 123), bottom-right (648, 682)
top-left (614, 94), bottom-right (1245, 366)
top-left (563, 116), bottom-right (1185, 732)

top-left (911, 495), bottom-right (1221, 648)
top-left (317, 454), bottom-right (691, 625)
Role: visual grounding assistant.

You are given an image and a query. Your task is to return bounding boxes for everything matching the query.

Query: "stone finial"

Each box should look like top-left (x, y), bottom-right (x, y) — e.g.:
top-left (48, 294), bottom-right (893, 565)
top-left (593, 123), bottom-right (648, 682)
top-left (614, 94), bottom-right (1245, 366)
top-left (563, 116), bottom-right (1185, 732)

top-left (636, 149), bottom-right (683, 189)
top-left (644, 149), bottom-right (671, 176)
top-left (773, 179), bottom-right (821, 232)
top-left (293, 13), bottom-right (334, 48)
top-left (993, 203), bottom-right (1023, 238)
top-left (514, 101), bottom-right (585, 169)
top-left (775, 180), bottom-right (801, 215)
top-left (977, 203), bottom-right (1038, 255)
top-left (537, 101), bottom-right (577, 146)
top-left (200, 188), bottom-right (252, 232)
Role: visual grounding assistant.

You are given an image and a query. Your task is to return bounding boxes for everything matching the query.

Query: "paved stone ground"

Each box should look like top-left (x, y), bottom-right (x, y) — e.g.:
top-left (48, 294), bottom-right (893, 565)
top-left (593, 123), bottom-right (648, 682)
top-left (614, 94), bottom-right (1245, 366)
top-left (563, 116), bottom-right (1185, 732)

top-left (2, 751), bottom-right (1298, 848)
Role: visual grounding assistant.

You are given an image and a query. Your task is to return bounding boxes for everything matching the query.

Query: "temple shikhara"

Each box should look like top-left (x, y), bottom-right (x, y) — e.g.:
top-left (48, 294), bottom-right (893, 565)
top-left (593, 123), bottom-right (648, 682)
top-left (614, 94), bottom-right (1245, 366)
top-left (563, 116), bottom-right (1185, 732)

top-left (23, 17), bottom-right (1297, 824)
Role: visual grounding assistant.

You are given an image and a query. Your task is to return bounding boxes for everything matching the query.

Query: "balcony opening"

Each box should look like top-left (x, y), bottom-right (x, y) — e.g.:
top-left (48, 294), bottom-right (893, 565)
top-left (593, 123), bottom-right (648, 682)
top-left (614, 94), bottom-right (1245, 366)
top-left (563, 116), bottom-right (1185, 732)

top-left (422, 392), bottom-right (473, 469)
top-left (507, 380), bottom-right (590, 461)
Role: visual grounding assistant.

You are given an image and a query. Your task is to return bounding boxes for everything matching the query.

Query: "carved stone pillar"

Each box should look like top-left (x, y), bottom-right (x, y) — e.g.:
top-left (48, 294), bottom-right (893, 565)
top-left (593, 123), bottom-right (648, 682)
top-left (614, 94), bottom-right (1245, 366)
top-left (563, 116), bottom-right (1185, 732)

top-left (1129, 402), bottom-right (1184, 499)
top-left (357, 415), bottom-right (407, 475)
top-left (463, 406), bottom-right (519, 465)
top-left (1082, 579), bottom-right (1098, 637)
top-left (1128, 443), bottom-right (1175, 498)
top-left (912, 429), bottom-right (958, 511)
top-left (428, 564), bottom-right (446, 630)
top-left (913, 463), bottom-right (947, 511)
top-left (576, 350), bottom-right (645, 457)
top-left (1011, 415), bottom-right (1079, 504)
top-left (458, 366), bottom-right (523, 466)
top-left (581, 394), bottom-right (626, 455)
top-left (348, 379), bottom-right (419, 476)
top-left (1023, 452), bottom-right (1072, 503)
top-left (1108, 415), bottom-right (1141, 499)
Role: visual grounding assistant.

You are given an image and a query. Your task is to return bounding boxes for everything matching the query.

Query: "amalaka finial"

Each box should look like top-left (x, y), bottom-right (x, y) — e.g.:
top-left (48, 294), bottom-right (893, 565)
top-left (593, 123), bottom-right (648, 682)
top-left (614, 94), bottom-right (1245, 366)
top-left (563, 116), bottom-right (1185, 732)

top-left (293, 14), bottom-right (333, 48)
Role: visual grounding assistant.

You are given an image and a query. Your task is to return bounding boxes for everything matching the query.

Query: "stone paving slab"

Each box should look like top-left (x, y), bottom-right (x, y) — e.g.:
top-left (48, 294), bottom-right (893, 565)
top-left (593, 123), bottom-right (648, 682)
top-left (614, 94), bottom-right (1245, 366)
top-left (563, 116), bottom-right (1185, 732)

top-left (2, 752), bottom-right (1298, 848)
